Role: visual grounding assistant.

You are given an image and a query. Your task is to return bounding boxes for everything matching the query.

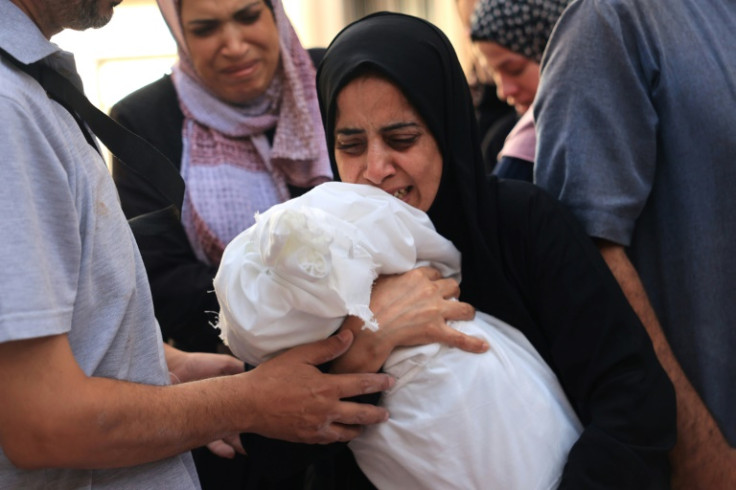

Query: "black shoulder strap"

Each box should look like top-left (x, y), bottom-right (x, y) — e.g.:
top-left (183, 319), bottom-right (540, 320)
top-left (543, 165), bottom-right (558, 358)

top-left (1, 48), bottom-right (185, 213)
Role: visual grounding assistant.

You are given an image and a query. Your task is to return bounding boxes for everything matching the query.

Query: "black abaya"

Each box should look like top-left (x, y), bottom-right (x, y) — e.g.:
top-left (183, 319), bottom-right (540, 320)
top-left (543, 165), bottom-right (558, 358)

top-left (316, 12), bottom-right (675, 489)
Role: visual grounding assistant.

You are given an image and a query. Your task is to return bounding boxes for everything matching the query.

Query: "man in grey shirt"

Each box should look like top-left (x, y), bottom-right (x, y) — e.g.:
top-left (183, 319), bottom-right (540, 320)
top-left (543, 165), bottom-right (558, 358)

top-left (0, 0), bottom-right (484, 487)
top-left (534, 0), bottom-right (736, 486)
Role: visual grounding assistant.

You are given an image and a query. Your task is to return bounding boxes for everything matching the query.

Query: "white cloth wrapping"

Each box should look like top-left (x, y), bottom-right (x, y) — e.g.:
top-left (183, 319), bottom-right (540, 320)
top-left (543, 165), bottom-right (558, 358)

top-left (214, 182), bottom-right (582, 490)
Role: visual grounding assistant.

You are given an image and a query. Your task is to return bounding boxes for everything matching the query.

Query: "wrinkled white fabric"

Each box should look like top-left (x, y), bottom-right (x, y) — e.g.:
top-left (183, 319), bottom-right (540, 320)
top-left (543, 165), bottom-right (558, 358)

top-left (214, 182), bottom-right (582, 490)
top-left (215, 182), bottom-right (459, 364)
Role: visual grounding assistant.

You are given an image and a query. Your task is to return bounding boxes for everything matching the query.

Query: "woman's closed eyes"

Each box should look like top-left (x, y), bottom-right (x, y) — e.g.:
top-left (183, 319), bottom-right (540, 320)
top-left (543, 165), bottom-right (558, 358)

top-left (335, 126), bottom-right (424, 156)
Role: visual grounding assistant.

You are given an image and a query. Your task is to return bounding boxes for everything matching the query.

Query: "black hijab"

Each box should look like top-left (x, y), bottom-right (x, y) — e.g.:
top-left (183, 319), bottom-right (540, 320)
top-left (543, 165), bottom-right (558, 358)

top-left (317, 12), bottom-right (534, 331)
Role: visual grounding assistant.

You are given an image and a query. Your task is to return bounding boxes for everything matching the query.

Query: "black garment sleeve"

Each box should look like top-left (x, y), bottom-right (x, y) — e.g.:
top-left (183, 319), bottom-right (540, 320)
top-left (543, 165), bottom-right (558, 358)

top-left (496, 181), bottom-right (675, 489)
top-left (109, 76), bottom-right (222, 352)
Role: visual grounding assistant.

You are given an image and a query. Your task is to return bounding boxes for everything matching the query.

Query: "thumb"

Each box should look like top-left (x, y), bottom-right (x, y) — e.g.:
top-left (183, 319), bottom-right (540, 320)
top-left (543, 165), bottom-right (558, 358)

top-left (296, 329), bottom-right (354, 366)
top-left (206, 440), bottom-right (236, 459)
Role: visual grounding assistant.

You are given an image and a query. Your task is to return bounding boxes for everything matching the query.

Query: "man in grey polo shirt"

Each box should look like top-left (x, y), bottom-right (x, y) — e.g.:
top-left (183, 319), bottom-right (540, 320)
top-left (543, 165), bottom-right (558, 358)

top-left (0, 0), bottom-right (409, 487)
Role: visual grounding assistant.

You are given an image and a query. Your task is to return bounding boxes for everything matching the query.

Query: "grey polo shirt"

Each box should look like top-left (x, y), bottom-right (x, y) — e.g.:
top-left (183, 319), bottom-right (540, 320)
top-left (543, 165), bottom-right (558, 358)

top-left (0, 2), bottom-right (199, 487)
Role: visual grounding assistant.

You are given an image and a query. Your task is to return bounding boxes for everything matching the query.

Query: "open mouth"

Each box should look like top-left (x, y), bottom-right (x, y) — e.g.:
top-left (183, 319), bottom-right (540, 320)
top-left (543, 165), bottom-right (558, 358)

top-left (393, 187), bottom-right (410, 199)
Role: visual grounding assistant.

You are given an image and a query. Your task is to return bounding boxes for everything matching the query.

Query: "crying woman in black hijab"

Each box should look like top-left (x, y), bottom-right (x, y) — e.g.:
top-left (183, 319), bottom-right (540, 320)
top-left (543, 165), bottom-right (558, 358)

top-left (317, 12), bottom-right (676, 489)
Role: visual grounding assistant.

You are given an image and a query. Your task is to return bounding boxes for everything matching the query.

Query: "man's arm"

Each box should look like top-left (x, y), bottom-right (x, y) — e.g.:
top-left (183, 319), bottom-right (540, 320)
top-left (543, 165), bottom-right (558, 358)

top-left (0, 330), bottom-right (393, 471)
top-left (163, 343), bottom-right (248, 457)
top-left (597, 240), bottom-right (736, 488)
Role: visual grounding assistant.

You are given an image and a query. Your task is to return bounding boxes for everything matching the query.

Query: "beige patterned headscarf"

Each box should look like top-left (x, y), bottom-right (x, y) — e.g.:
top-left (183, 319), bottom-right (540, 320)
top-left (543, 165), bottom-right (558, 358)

top-left (157, 0), bottom-right (332, 265)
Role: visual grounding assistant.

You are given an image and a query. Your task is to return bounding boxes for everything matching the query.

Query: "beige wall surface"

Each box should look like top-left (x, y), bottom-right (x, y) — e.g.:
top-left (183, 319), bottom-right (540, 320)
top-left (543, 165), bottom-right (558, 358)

top-left (53, 1), bottom-right (471, 113)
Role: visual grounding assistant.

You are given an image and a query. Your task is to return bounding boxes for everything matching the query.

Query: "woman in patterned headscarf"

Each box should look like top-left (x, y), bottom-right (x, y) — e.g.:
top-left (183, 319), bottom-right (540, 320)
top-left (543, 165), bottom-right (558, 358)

top-left (109, 0), bottom-right (331, 487)
top-left (110, 0), bottom-right (331, 353)
top-left (471, 0), bottom-right (571, 180)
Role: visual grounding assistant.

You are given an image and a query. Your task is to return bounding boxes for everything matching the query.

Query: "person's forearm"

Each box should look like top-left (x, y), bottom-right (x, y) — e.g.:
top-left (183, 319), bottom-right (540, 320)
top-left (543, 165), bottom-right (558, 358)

top-left (597, 241), bottom-right (736, 486)
top-left (598, 241), bottom-right (713, 407)
top-left (1, 337), bottom-right (253, 469)
top-left (61, 376), bottom-right (250, 469)
top-left (597, 242), bottom-right (678, 363)
top-left (0, 332), bottom-right (392, 471)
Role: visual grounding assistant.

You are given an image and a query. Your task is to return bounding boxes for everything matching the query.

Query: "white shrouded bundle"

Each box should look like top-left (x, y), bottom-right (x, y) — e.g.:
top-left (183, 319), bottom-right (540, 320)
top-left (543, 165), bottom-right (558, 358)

top-left (214, 181), bottom-right (581, 490)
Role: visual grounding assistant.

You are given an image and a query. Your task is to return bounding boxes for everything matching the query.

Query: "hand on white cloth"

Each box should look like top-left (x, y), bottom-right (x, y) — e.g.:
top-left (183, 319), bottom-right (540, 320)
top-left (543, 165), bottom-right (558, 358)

top-left (331, 267), bottom-right (483, 375)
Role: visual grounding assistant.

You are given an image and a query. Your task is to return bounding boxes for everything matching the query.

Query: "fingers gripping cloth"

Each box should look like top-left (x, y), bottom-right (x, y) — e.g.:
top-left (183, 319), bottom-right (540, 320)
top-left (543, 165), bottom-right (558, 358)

top-left (213, 182), bottom-right (461, 366)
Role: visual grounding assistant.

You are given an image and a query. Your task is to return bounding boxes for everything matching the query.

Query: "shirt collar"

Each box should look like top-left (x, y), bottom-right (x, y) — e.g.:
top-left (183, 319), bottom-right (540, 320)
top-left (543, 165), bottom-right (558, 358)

top-left (0, 1), bottom-right (62, 63)
top-left (0, 1), bottom-right (82, 89)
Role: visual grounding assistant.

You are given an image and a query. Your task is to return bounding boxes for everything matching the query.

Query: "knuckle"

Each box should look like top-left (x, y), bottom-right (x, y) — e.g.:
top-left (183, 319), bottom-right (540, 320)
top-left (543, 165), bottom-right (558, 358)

top-left (427, 304), bottom-right (442, 317)
top-left (309, 379), bottom-right (334, 398)
top-left (359, 376), bottom-right (378, 394)
top-left (405, 269), bottom-right (425, 284)
top-left (351, 410), bottom-right (368, 425)
top-left (419, 283), bottom-right (438, 297)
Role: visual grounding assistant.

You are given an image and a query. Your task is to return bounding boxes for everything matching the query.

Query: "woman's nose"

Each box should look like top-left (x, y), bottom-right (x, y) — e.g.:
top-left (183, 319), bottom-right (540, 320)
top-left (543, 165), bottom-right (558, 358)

top-left (496, 75), bottom-right (517, 102)
top-left (363, 143), bottom-right (395, 184)
top-left (221, 24), bottom-right (248, 57)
